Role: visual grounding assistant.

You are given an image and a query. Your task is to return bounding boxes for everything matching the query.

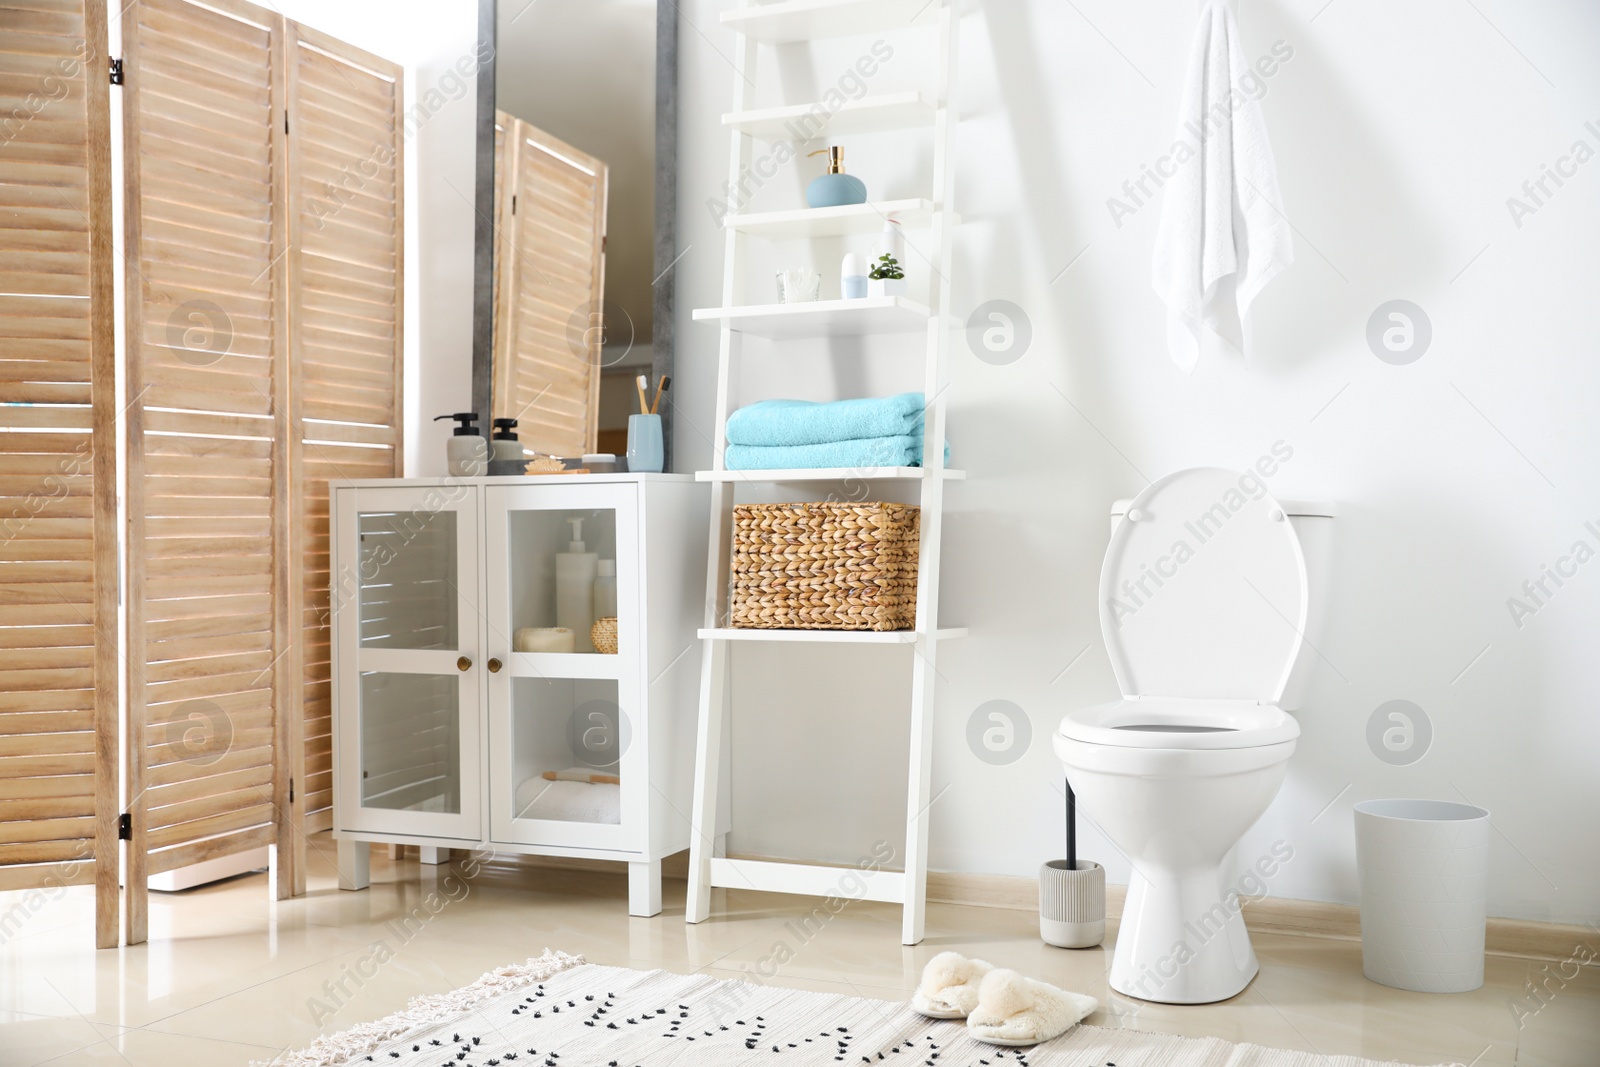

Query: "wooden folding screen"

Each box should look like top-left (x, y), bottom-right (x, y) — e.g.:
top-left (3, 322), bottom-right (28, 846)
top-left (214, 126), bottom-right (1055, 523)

top-left (0, 0), bottom-right (118, 949)
top-left (120, 0), bottom-right (402, 937)
top-left (121, 0), bottom-right (288, 943)
top-left (284, 25), bottom-right (403, 853)
top-left (491, 111), bottom-right (606, 459)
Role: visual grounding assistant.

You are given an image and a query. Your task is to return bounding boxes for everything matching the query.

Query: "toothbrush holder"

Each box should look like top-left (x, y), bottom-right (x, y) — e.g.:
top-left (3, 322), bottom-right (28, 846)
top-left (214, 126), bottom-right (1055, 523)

top-left (626, 413), bottom-right (664, 473)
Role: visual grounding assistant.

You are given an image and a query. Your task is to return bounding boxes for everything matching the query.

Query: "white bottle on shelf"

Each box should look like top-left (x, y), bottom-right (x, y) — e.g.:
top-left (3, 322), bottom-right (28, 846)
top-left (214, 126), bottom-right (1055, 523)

top-left (555, 518), bottom-right (599, 652)
top-left (593, 559), bottom-right (617, 618)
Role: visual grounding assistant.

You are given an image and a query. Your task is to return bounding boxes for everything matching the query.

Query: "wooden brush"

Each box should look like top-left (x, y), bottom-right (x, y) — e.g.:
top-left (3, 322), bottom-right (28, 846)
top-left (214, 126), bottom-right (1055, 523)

top-left (650, 375), bottom-right (671, 415)
top-left (635, 374), bottom-right (649, 415)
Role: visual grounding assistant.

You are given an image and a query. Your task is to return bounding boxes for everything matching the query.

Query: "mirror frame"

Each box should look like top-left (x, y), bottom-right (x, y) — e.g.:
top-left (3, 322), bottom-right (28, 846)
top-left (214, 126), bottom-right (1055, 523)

top-left (471, 0), bottom-right (679, 471)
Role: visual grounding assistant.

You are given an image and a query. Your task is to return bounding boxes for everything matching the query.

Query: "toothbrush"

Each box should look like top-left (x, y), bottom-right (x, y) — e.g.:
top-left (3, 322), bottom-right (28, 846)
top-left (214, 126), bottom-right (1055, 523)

top-left (635, 374), bottom-right (649, 415)
top-left (650, 375), bottom-right (671, 415)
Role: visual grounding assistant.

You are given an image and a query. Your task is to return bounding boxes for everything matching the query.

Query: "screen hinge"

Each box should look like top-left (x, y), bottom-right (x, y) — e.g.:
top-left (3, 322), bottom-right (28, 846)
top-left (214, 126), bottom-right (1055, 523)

top-left (511, 194), bottom-right (516, 214)
top-left (117, 813), bottom-right (131, 840)
top-left (285, 112), bottom-right (290, 135)
top-left (109, 58), bottom-right (124, 85)
top-left (288, 778), bottom-right (295, 803)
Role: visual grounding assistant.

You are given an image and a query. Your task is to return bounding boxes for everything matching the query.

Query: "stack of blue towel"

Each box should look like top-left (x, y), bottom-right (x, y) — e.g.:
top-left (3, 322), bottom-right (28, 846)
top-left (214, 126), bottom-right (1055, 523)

top-left (723, 393), bottom-right (946, 471)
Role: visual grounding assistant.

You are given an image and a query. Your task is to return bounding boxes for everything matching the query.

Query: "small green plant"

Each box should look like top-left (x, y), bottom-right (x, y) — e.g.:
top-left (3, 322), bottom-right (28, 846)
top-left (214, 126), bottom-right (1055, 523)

top-left (869, 253), bottom-right (904, 281)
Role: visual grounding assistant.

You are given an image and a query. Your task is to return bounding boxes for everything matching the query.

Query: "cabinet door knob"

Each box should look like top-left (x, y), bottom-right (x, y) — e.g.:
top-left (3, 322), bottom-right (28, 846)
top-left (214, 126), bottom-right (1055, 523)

top-left (487, 657), bottom-right (502, 673)
top-left (457, 656), bottom-right (472, 672)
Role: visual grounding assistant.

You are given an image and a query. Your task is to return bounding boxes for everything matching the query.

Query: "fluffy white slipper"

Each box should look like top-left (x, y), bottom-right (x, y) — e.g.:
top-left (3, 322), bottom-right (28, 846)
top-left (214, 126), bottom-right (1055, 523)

top-left (965, 967), bottom-right (1098, 1046)
top-left (909, 951), bottom-right (994, 1019)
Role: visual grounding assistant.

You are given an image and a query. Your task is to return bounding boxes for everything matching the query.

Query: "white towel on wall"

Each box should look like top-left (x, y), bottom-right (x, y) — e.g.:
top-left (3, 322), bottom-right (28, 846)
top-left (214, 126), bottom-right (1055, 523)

top-left (1151, 0), bottom-right (1293, 372)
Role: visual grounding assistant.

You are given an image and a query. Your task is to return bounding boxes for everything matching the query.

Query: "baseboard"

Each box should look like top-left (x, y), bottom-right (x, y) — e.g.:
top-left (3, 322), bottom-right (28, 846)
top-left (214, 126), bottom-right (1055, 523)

top-left (440, 847), bottom-right (1594, 967)
top-left (924, 869), bottom-right (1596, 966)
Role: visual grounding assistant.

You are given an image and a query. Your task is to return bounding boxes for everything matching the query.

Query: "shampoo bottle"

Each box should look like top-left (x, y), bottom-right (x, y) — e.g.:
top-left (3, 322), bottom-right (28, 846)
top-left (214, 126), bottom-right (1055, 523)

top-left (555, 518), bottom-right (599, 652)
top-left (434, 412), bottom-right (487, 477)
top-left (593, 559), bottom-right (617, 618)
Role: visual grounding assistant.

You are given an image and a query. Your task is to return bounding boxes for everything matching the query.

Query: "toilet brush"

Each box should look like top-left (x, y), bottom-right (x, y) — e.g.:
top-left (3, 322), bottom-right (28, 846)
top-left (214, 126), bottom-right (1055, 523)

top-left (1066, 782), bottom-right (1076, 870)
top-left (1039, 778), bottom-right (1105, 949)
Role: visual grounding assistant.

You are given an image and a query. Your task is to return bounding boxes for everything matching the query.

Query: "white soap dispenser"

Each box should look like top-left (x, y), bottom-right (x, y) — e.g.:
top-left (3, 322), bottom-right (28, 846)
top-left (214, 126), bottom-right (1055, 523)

top-left (555, 517), bottom-right (599, 652)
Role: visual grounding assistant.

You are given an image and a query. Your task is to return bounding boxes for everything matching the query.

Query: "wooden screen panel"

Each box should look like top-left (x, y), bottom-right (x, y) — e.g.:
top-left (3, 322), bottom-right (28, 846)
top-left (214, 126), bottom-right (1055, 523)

top-left (122, 0), bottom-right (287, 943)
top-left (492, 113), bottom-right (606, 458)
top-left (286, 25), bottom-right (403, 845)
top-left (0, 0), bottom-right (117, 947)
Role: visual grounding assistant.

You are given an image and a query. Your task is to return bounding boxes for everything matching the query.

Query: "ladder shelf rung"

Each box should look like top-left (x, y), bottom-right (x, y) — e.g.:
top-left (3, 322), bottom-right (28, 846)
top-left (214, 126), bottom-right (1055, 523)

top-left (722, 0), bottom-right (942, 44)
top-left (711, 857), bottom-right (906, 903)
top-left (696, 466), bottom-right (964, 483)
top-left (723, 91), bottom-right (936, 140)
top-left (699, 627), bottom-right (967, 644)
top-left (725, 199), bottom-right (954, 239)
top-left (693, 296), bottom-right (931, 338)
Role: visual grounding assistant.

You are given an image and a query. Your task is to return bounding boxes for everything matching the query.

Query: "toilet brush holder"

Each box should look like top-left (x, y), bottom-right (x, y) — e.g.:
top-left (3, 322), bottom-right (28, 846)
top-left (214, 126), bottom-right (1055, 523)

top-left (1039, 860), bottom-right (1105, 949)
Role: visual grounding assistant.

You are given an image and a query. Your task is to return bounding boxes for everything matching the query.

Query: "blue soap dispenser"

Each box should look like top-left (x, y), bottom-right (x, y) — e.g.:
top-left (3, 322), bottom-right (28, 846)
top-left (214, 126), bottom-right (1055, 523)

top-left (805, 146), bottom-right (867, 208)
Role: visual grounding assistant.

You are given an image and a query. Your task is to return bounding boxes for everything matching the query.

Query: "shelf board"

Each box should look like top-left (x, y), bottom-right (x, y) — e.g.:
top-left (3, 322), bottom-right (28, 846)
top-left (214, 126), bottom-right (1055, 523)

top-left (725, 199), bottom-right (952, 239)
top-left (699, 626), bottom-right (967, 644)
top-left (504, 651), bottom-right (621, 680)
top-left (723, 0), bottom-right (941, 42)
top-left (696, 466), bottom-right (964, 483)
top-left (693, 296), bottom-right (930, 338)
top-left (723, 91), bottom-right (935, 140)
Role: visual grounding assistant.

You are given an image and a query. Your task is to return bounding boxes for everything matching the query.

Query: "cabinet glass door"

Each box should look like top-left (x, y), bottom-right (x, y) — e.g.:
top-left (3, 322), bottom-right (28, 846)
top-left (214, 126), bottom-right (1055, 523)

top-left (484, 483), bottom-right (640, 851)
top-left (334, 486), bottom-right (481, 840)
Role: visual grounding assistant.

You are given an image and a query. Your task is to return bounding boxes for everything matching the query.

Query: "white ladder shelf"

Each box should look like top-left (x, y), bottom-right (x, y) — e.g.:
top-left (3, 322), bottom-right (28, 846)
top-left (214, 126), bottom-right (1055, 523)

top-left (685, 0), bottom-right (962, 946)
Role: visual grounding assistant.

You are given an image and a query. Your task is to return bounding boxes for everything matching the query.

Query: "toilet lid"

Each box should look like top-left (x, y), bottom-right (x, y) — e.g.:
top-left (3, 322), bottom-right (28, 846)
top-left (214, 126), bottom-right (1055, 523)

top-left (1101, 468), bottom-right (1308, 703)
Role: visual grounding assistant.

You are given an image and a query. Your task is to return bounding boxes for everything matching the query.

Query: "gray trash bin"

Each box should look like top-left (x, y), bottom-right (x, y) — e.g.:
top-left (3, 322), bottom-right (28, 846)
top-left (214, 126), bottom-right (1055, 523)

top-left (1355, 799), bottom-right (1490, 993)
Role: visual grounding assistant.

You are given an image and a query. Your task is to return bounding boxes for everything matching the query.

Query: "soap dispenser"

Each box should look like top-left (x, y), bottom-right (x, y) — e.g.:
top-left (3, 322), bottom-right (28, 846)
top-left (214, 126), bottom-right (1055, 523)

top-left (805, 146), bottom-right (867, 208)
top-left (487, 417), bottom-right (528, 476)
top-left (555, 517), bottom-right (599, 652)
top-left (434, 412), bottom-right (487, 477)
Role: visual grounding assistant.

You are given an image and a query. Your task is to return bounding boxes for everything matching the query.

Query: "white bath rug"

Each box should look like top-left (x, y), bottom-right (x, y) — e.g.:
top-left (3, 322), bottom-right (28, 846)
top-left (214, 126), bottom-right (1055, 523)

top-left (265, 949), bottom-right (1455, 1067)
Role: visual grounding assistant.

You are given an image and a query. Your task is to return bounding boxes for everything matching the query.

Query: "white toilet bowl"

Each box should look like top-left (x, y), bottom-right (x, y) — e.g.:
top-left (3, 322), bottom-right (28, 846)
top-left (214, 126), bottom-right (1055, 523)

top-left (1056, 468), bottom-right (1334, 1004)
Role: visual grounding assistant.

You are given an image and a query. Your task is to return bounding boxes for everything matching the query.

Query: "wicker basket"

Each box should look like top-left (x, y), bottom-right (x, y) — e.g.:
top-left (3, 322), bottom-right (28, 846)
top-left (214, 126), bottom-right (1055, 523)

top-left (590, 617), bottom-right (619, 654)
top-left (730, 501), bottom-right (920, 631)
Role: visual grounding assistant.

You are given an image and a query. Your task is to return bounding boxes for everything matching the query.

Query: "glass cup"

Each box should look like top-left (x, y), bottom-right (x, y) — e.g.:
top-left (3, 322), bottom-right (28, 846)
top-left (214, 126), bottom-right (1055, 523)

top-left (776, 268), bottom-right (821, 303)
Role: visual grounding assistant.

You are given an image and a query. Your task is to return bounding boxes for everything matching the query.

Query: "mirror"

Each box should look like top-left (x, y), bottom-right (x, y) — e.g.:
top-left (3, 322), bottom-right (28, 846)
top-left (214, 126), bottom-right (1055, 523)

top-left (473, 0), bottom-right (676, 468)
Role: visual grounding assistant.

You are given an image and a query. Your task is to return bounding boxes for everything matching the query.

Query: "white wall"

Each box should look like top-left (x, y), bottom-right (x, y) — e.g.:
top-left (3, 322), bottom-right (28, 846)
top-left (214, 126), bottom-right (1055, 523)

top-left (271, 0), bottom-right (481, 478)
top-left (672, 0), bottom-right (1600, 925)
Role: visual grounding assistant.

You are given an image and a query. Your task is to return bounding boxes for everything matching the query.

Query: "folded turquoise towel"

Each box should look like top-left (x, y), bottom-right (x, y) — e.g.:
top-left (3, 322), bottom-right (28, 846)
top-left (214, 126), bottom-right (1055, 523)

top-left (725, 393), bottom-right (926, 447)
top-left (724, 435), bottom-right (947, 471)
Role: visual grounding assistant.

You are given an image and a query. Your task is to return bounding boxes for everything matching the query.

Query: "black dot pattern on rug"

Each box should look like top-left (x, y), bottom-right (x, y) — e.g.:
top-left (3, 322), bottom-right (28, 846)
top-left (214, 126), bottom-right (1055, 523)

top-left (345, 964), bottom-right (1097, 1067)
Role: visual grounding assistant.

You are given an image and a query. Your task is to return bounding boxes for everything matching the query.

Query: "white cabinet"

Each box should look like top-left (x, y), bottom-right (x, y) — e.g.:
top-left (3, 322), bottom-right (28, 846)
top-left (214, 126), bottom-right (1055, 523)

top-left (330, 475), bottom-right (707, 915)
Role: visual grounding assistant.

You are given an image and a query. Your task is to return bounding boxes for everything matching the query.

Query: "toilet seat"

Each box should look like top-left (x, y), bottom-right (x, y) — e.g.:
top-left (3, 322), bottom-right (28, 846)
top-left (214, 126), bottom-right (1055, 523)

top-left (1059, 697), bottom-right (1300, 750)
top-left (1100, 467), bottom-right (1310, 706)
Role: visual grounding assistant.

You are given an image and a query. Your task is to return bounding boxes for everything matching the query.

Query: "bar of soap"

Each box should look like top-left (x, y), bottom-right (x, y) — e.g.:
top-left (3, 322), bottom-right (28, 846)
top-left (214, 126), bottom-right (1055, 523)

top-left (514, 627), bottom-right (575, 653)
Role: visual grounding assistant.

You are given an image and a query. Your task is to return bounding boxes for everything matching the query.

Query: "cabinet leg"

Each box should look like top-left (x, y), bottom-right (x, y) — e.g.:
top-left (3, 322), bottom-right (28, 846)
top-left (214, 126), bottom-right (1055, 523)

top-left (629, 858), bottom-right (662, 917)
top-left (419, 846), bottom-right (451, 866)
top-left (337, 840), bottom-right (370, 892)
top-left (387, 842), bottom-right (404, 860)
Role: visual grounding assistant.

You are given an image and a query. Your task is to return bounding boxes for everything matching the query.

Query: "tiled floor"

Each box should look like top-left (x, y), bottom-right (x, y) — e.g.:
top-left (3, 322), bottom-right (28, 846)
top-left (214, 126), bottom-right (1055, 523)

top-left (1, 836), bottom-right (1594, 1066)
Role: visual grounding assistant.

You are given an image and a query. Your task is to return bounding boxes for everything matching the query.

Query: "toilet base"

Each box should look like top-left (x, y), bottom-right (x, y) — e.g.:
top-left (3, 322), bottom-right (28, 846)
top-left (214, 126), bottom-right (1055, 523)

top-left (1108, 865), bottom-right (1259, 1004)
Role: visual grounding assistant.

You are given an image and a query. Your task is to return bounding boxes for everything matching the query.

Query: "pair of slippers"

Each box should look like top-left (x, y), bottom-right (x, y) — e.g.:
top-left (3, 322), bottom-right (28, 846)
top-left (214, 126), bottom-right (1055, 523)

top-left (909, 952), bottom-right (1098, 1047)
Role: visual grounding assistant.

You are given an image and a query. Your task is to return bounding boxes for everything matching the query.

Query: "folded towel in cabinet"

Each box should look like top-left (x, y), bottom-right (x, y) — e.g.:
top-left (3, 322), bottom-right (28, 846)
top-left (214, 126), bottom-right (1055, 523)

top-left (513, 777), bottom-right (620, 824)
top-left (724, 434), bottom-right (947, 471)
top-left (543, 768), bottom-right (620, 785)
top-left (725, 393), bottom-right (926, 446)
